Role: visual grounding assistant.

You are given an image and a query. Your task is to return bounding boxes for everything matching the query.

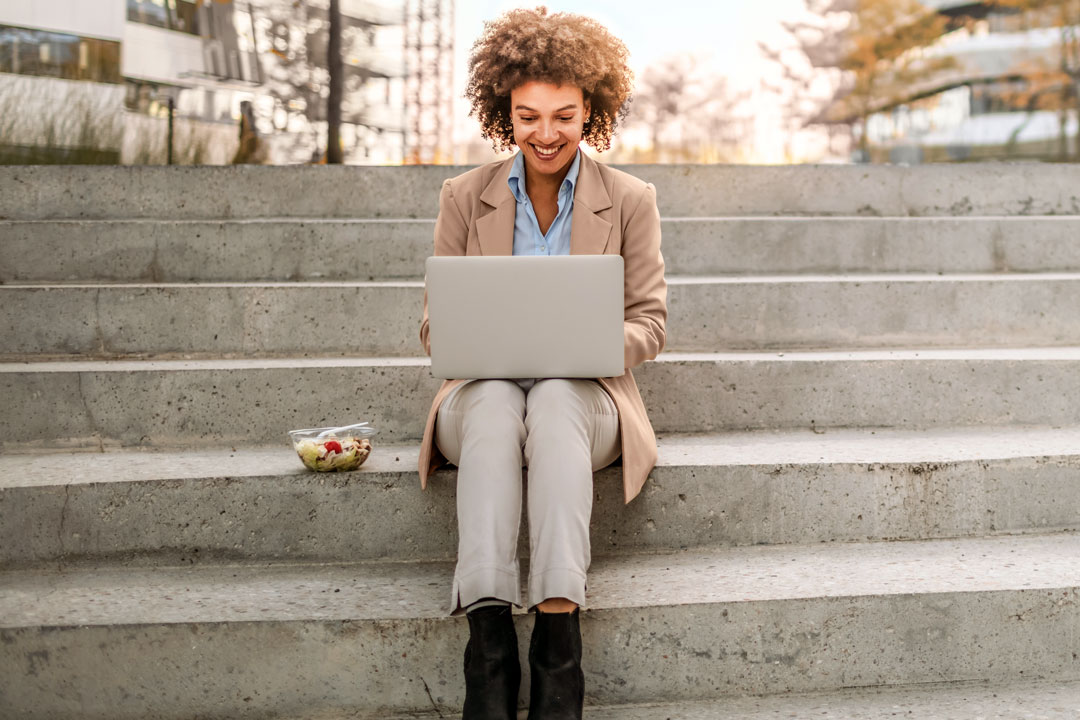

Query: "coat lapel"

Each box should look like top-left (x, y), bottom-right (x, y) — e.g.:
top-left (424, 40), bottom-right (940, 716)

top-left (570, 152), bottom-right (613, 255)
top-left (475, 156), bottom-right (516, 256)
top-left (475, 151), bottom-right (613, 256)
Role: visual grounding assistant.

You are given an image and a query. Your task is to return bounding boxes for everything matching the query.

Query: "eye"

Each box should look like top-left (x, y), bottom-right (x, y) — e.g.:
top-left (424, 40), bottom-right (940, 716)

top-left (558, 116), bottom-right (573, 121)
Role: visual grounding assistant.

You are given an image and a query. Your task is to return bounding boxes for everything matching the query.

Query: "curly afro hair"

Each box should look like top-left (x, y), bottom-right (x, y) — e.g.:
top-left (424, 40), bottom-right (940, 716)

top-left (465, 6), bottom-right (633, 152)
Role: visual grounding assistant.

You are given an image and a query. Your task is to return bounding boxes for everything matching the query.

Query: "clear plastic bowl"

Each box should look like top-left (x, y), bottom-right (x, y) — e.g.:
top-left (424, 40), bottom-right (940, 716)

top-left (288, 422), bottom-right (377, 472)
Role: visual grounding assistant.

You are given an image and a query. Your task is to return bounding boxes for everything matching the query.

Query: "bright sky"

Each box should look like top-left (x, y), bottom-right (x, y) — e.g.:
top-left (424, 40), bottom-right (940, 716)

top-left (452, 0), bottom-right (815, 160)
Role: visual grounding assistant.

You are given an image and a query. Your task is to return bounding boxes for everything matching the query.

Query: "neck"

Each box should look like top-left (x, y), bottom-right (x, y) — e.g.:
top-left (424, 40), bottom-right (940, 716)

top-left (523, 150), bottom-right (575, 202)
top-left (525, 173), bottom-right (562, 201)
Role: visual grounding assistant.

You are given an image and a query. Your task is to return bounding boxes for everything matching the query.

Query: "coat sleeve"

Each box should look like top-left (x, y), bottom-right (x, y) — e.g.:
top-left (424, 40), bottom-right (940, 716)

top-left (420, 178), bottom-right (470, 356)
top-left (621, 182), bottom-right (667, 370)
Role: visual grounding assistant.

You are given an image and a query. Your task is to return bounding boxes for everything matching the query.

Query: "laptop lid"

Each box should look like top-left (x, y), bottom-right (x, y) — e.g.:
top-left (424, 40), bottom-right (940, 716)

top-left (425, 255), bottom-right (624, 380)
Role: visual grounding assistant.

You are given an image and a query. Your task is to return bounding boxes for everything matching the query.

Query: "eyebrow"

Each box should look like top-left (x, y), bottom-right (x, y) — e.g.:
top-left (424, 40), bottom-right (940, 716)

top-left (514, 104), bottom-right (579, 113)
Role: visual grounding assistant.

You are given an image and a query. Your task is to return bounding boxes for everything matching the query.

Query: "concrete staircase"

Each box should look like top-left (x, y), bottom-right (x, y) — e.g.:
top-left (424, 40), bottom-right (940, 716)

top-left (2, 163), bottom-right (1080, 718)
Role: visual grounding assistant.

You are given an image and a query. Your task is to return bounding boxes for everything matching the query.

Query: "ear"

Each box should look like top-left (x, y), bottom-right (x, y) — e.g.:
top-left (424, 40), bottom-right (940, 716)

top-left (584, 97), bottom-right (592, 122)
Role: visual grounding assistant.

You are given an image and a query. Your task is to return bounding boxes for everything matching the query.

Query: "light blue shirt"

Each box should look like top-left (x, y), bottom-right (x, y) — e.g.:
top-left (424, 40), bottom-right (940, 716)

top-left (507, 148), bottom-right (580, 257)
top-left (506, 148), bottom-right (581, 390)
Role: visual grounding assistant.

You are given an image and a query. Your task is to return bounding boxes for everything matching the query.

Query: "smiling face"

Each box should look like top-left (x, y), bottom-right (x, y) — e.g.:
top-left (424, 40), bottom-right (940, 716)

top-left (510, 81), bottom-right (591, 186)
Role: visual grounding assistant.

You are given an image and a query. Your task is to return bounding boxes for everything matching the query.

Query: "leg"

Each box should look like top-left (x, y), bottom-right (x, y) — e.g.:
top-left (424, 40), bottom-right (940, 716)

top-left (523, 379), bottom-right (620, 612)
top-left (522, 379), bottom-right (619, 720)
top-left (435, 379), bottom-right (528, 615)
top-left (435, 379), bottom-right (528, 720)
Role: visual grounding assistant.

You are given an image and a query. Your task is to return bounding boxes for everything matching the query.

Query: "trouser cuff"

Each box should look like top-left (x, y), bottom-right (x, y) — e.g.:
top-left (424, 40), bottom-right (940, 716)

top-left (450, 563), bottom-right (522, 617)
top-left (528, 567), bottom-right (587, 612)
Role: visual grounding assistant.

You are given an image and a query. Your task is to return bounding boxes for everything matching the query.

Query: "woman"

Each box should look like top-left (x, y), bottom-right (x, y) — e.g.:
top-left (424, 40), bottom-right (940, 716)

top-left (417, 7), bottom-right (667, 718)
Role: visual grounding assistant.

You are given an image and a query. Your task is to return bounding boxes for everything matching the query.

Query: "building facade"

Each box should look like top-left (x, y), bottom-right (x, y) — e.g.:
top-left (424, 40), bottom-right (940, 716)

top-left (0, 0), bottom-right (409, 164)
top-left (861, 1), bottom-right (1079, 162)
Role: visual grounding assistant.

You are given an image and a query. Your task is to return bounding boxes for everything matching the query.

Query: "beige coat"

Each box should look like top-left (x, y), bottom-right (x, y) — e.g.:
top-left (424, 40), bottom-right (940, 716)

top-left (418, 151), bottom-right (668, 504)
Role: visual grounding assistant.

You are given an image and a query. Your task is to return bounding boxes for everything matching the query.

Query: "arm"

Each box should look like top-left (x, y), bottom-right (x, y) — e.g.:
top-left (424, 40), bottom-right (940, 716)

top-left (621, 182), bottom-right (667, 370)
top-left (420, 178), bottom-right (470, 356)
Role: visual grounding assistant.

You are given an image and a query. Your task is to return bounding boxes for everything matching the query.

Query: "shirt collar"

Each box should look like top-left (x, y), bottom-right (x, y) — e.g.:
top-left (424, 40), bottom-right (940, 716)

top-left (507, 147), bottom-right (581, 204)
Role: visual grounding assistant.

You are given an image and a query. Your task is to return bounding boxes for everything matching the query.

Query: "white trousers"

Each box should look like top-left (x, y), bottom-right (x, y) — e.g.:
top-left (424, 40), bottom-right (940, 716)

top-left (435, 378), bottom-right (621, 616)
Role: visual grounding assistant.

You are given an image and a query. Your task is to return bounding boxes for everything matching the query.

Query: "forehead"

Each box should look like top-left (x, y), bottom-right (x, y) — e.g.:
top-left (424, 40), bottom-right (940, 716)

top-left (510, 81), bottom-right (585, 109)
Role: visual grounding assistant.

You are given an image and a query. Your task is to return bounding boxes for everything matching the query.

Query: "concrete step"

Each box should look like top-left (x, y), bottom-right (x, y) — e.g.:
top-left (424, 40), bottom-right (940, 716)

top-left (3, 164), bottom-right (1080, 219)
top-left (5, 216), bottom-right (1080, 283)
top-left (2, 533), bottom-right (1078, 717)
top-left (0, 281), bottom-right (423, 358)
top-left (375, 680), bottom-right (1080, 719)
top-left (3, 427), bottom-right (1078, 569)
top-left (571, 680), bottom-right (1080, 720)
top-left (4, 350), bottom-right (1080, 449)
top-left (7, 273), bottom-right (1080, 357)
top-left (0, 218), bottom-right (434, 282)
top-left (666, 272), bottom-right (1080, 351)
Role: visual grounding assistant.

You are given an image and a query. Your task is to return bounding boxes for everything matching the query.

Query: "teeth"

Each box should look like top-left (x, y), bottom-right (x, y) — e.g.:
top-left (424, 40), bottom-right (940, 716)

top-left (533, 144), bottom-right (562, 156)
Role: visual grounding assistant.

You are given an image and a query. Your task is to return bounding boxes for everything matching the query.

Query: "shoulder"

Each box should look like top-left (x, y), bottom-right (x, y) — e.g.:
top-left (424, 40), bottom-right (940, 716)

top-left (442, 156), bottom-right (513, 202)
top-left (584, 154), bottom-right (654, 211)
top-left (596, 161), bottom-right (649, 193)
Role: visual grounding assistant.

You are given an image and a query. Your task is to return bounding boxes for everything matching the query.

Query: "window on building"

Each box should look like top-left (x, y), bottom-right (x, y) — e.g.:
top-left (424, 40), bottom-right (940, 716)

top-left (174, 1), bottom-right (200, 33)
top-left (127, 0), bottom-right (201, 35)
top-left (987, 6), bottom-right (1061, 33)
top-left (125, 79), bottom-right (227, 124)
top-left (127, 0), bottom-right (169, 29)
top-left (0, 25), bottom-right (121, 83)
top-left (125, 79), bottom-right (156, 114)
top-left (124, 79), bottom-right (184, 119)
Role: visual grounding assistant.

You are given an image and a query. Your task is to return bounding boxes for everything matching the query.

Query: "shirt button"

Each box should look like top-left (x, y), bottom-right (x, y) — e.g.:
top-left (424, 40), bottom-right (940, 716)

top-left (540, 245), bottom-right (546, 252)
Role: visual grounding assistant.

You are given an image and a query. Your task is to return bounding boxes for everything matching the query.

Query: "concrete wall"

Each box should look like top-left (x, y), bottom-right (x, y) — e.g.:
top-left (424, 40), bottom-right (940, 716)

top-left (121, 21), bottom-right (206, 86)
top-left (120, 112), bottom-right (240, 165)
top-left (0, 0), bottom-right (124, 41)
top-left (0, 74), bottom-right (241, 164)
top-left (0, 73), bottom-right (124, 153)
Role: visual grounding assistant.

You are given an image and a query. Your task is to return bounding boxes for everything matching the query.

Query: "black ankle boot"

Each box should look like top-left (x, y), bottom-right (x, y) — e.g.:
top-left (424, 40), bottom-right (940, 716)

top-left (462, 604), bottom-right (520, 720)
top-left (526, 608), bottom-right (584, 720)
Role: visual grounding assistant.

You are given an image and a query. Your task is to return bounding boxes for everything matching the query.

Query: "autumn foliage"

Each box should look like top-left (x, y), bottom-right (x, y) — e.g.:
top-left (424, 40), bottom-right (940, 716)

top-left (828, 0), bottom-right (957, 150)
top-left (994, 0), bottom-right (1080, 158)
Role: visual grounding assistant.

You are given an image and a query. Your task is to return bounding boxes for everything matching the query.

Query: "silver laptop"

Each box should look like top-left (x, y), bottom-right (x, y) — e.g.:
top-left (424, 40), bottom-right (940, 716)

top-left (425, 255), bottom-right (624, 380)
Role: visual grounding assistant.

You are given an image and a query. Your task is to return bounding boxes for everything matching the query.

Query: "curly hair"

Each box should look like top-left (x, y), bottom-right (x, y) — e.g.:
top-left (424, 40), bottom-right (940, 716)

top-left (465, 6), bottom-right (633, 152)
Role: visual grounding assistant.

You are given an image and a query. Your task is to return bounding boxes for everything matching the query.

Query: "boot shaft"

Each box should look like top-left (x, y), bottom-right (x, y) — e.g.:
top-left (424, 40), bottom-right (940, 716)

top-left (463, 605), bottom-right (521, 720)
top-left (527, 608), bottom-right (584, 720)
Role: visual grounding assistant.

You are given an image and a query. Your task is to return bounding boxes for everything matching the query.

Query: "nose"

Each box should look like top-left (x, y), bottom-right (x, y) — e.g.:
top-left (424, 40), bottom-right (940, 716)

top-left (536, 118), bottom-right (559, 144)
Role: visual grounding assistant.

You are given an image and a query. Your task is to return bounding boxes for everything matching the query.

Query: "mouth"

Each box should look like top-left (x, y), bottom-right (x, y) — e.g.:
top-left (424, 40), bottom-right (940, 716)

top-left (531, 143), bottom-right (566, 158)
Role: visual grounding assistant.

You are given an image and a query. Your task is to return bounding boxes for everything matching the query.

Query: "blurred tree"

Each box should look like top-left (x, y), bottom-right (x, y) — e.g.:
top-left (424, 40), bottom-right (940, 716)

top-left (758, 42), bottom-right (841, 161)
top-left (262, 0), bottom-right (327, 160)
top-left (758, 0), bottom-right (855, 161)
top-left (995, 0), bottom-right (1080, 160)
top-left (327, 0), bottom-right (343, 163)
top-left (781, 0), bottom-right (957, 156)
top-left (259, 0), bottom-right (377, 162)
top-left (629, 53), bottom-right (751, 162)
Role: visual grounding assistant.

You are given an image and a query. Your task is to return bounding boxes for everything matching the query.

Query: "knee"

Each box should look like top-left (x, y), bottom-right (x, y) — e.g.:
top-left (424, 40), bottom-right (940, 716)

top-left (459, 379), bottom-right (526, 417)
top-left (525, 379), bottom-right (587, 420)
top-left (524, 379), bottom-right (593, 450)
top-left (458, 380), bottom-right (527, 444)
